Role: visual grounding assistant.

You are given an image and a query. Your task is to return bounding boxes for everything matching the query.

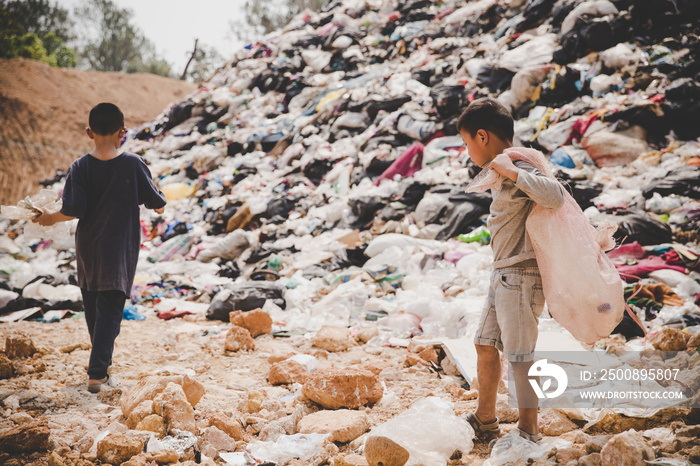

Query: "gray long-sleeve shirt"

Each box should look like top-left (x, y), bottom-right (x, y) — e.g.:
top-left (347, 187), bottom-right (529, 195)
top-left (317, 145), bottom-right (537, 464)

top-left (61, 152), bottom-right (166, 296)
top-left (488, 160), bottom-right (566, 269)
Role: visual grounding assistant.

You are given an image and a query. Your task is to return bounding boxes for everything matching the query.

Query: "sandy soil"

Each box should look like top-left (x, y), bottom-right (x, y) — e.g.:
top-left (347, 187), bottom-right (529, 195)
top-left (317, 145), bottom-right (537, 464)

top-left (0, 58), bottom-right (196, 205)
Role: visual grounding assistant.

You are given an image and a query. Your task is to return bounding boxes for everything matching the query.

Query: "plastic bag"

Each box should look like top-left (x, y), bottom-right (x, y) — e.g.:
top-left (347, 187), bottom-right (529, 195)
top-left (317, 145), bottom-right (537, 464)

top-left (197, 230), bottom-right (250, 262)
top-left (248, 433), bottom-right (329, 464)
top-left (467, 147), bottom-right (625, 344)
top-left (484, 430), bottom-right (572, 466)
top-left (206, 282), bottom-right (286, 321)
top-left (365, 397), bottom-right (474, 466)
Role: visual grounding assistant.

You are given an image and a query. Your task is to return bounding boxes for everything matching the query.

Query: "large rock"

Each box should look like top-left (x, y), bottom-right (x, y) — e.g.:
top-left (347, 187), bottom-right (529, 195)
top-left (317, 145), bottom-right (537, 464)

top-left (208, 413), bottom-right (244, 441)
top-left (312, 325), bottom-right (355, 352)
top-left (5, 333), bottom-right (37, 359)
top-left (650, 327), bottom-right (689, 351)
top-left (120, 375), bottom-right (204, 418)
top-left (96, 433), bottom-right (144, 465)
top-left (269, 359), bottom-right (309, 385)
top-left (229, 309), bottom-right (272, 337)
top-left (298, 409), bottom-right (368, 443)
top-left (579, 452), bottom-right (602, 466)
top-left (600, 429), bottom-right (654, 466)
top-left (0, 353), bottom-right (14, 379)
top-left (201, 425), bottom-right (237, 452)
top-left (582, 130), bottom-right (648, 168)
top-left (0, 418), bottom-right (50, 452)
top-left (302, 368), bottom-right (383, 409)
top-left (153, 382), bottom-right (196, 434)
top-left (224, 325), bottom-right (255, 352)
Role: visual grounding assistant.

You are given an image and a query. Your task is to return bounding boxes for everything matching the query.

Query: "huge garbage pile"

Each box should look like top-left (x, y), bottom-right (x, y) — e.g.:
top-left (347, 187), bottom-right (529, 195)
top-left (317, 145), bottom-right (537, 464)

top-left (2, 0), bottom-right (700, 464)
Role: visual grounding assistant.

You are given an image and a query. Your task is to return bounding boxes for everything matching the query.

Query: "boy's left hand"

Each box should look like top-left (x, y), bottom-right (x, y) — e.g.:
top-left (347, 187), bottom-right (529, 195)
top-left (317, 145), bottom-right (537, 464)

top-left (153, 207), bottom-right (165, 214)
top-left (33, 211), bottom-right (57, 227)
top-left (490, 153), bottom-right (519, 183)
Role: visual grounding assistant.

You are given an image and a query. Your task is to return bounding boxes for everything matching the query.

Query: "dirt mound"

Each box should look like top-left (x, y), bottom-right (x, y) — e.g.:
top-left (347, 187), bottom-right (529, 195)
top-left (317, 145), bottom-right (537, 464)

top-left (0, 58), bottom-right (196, 205)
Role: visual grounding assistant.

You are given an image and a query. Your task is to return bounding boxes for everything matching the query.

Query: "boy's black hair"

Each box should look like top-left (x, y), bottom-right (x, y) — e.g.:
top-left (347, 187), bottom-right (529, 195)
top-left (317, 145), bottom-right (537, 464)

top-left (89, 103), bottom-right (124, 135)
top-left (457, 98), bottom-right (514, 143)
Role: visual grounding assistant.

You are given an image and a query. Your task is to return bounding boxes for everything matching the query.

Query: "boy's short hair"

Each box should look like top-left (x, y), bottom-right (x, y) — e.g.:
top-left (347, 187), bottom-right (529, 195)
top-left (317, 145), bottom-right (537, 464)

top-left (457, 98), bottom-right (514, 143)
top-left (89, 103), bottom-right (124, 135)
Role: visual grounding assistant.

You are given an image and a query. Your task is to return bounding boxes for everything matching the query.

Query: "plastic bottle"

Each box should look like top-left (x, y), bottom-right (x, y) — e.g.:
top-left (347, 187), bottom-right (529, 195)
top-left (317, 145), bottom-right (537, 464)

top-left (458, 226), bottom-right (491, 245)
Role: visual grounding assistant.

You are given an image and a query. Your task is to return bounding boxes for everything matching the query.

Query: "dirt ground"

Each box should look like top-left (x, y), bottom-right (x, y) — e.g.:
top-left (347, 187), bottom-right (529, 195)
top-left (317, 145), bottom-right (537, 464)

top-left (0, 58), bottom-right (196, 205)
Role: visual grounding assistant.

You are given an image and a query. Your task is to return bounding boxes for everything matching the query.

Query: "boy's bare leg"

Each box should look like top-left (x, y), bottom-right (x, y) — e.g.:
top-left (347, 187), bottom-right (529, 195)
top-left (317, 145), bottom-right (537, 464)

top-left (511, 361), bottom-right (539, 435)
top-left (475, 344), bottom-right (501, 423)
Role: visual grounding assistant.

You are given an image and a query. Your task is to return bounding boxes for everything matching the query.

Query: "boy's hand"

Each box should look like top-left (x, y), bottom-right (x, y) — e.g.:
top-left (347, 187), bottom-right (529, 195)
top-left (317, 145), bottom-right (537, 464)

top-left (490, 153), bottom-right (519, 183)
top-left (153, 207), bottom-right (165, 214)
top-left (33, 211), bottom-right (57, 227)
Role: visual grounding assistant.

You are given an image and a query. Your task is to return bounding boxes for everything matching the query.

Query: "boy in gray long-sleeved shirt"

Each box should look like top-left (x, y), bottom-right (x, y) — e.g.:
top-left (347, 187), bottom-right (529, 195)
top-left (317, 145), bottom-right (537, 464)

top-left (457, 98), bottom-right (565, 445)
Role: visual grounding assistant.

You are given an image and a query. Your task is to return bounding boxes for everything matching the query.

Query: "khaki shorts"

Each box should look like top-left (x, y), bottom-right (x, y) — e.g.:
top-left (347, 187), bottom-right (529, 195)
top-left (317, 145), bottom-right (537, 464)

top-left (473, 265), bottom-right (545, 362)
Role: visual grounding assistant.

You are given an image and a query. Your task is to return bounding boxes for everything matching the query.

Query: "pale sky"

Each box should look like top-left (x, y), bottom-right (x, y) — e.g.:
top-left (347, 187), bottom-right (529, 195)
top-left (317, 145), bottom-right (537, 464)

top-left (57, 0), bottom-right (249, 75)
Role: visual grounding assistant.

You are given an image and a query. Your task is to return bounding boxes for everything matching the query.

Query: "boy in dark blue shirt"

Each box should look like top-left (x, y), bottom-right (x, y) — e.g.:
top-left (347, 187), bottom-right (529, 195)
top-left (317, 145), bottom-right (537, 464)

top-left (35, 103), bottom-right (166, 392)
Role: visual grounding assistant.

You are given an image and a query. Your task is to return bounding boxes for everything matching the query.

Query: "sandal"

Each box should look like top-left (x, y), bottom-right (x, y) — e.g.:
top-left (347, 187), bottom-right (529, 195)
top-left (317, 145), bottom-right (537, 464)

top-left (87, 375), bottom-right (118, 393)
top-left (465, 412), bottom-right (501, 441)
top-left (515, 427), bottom-right (543, 443)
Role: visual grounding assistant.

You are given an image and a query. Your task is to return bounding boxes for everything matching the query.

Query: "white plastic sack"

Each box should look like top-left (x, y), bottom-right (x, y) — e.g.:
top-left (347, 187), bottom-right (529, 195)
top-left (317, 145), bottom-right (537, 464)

top-left (498, 34), bottom-right (557, 72)
top-left (248, 433), bottom-right (329, 464)
top-left (467, 148), bottom-right (624, 344)
top-left (485, 430), bottom-right (572, 466)
top-left (537, 117), bottom-right (577, 152)
top-left (366, 397), bottom-right (474, 465)
top-left (560, 0), bottom-right (618, 36)
top-left (197, 230), bottom-right (250, 262)
top-left (301, 49), bottom-right (332, 72)
top-left (599, 43), bottom-right (644, 68)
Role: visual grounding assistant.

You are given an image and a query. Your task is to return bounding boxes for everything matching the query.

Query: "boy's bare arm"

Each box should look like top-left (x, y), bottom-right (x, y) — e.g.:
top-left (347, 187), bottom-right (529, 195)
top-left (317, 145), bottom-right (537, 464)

top-left (33, 211), bottom-right (76, 227)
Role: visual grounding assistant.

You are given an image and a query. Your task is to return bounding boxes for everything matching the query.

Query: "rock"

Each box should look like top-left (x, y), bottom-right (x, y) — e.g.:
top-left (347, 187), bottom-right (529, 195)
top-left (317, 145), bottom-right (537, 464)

top-left (579, 452), bottom-right (602, 466)
top-left (0, 353), bottom-right (14, 379)
top-left (650, 327), bottom-right (689, 351)
top-left (120, 374), bottom-right (204, 418)
top-left (268, 350), bottom-right (297, 364)
top-left (146, 449), bottom-right (180, 463)
top-left (5, 333), bottom-right (37, 359)
top-left (239, 390), bottom-right (265, 413)
top-left (126, 400), bottom-right (154, 429)
top-left (405, 353), bottom-right (429, 367)
top-left (689, 445), bottom-right (700, 464)
top-left (9, 412), bottom-right (34, 425)
top-left (357, 326), bottom-right (379, 344)
top-left (496, 396), bottom-right (519, 423)
top-left (676, 425), bottom-right (700, 438)
top-left (208, 413), bottom-right (244, 441)
top-left (224, 325), bottom-right (255, 352)
top-left (303, 368), bottom-right (383, 409)
top-left (582, 130), bottom-right (648, 168)
top-left (135, 414), bottom-right (166, 438)
top-left (540, 410), bottom-right (579, 436)
top-left (47, 451), bottom-right (65, 466)
top-left (556, 447), bottom-right (586, 464)
top-left (229, 308), bottom-right (272, 337)
top-left (201, 425), bottom-right (237, 452)
top-left (59, 343), bottom-right (91, 354)
top-left (585, 434), bottom-right (612, 453)
top-left (418, 348), bottom-right (438, 365)
top-left (335, 453), bottom-right (370, 465)
top-left (0, 418), bottom-right (50, 452)
top-left (153, 382), bottom-right (196, 434)
top-left (688, 333), bottom-right (700, 347)
top-left (269, 359), bottom-right (309, 385)
top-left (312, 325), bottom-right (355, 352)
top-left (121, 454), bottom-right (150, 466)
top-left (96, 433), bottom-right (144, 465)
top-left (364, 435), bottom-right (410, 466)
top-left (298, 409), bottom-right (368, 443)
top-left (600, 430), bottom-right (654, 466)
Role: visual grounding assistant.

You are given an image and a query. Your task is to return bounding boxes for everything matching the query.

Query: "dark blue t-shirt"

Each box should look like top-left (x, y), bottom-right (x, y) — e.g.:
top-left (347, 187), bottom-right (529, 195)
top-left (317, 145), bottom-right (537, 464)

top-left (60, 152), bottom-right (166, 296)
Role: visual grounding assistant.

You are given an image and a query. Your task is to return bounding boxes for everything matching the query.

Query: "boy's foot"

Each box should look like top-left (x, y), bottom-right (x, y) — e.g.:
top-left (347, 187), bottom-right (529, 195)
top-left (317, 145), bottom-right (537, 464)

top-left (87, 375), bottom-right (118, 393)
top-left (515, 427), bottom-right (543, 443)
top-left (465, 412), bottom-right (501, 441)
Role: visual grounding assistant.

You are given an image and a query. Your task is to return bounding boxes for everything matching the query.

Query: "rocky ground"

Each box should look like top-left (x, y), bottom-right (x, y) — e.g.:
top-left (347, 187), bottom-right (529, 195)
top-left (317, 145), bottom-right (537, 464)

top-left (0, 314), bottom-right (699, 465)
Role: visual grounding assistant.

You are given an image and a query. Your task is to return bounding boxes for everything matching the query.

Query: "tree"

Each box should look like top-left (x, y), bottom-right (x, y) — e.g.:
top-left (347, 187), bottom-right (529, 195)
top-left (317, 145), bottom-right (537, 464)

top-left (0, 0), bottom-right (77, 67)
top-left (187, 44), bottom-right (223, 84)
top-left (73, 0), bottom-right (171, 77)
top-left (230, 0), bottom-right (326, 43)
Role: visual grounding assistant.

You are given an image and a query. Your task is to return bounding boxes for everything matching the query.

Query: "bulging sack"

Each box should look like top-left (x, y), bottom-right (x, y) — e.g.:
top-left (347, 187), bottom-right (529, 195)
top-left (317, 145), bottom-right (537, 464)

top-left (467, 148), bottom-right (624, 344)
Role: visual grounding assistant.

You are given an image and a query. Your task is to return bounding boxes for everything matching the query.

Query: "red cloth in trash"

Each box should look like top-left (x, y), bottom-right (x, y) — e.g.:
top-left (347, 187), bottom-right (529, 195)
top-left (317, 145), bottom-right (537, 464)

top-left (564, 112), bottom-right (601, 145)
top-left (157, 308), bottom-right (194, 320)
top-left (375, 142), bottom-right (424, 185)
top-left (615, 255), bottom-right (687, 282)
top-left (606, 241), bottom-right (646, 262)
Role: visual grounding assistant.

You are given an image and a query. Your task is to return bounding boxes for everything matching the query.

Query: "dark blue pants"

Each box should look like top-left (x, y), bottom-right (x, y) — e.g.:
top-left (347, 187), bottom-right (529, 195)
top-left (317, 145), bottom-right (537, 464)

top-left (81, 289), bottom-right (126, 380)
